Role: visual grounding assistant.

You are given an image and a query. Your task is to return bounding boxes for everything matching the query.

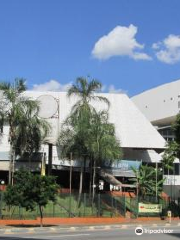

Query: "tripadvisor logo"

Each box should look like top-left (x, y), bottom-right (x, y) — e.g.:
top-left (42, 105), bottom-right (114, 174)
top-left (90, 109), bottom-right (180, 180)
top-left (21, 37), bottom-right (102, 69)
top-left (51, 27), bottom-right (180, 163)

top-left (135, 227), bottom-right (143, 235)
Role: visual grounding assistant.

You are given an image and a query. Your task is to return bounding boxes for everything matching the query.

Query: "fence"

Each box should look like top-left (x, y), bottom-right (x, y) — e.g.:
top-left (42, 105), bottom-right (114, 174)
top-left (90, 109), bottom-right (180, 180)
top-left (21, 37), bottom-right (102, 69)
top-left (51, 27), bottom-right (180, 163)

top-left (136, 195), bottom-right (179, 218)
top-left (0, 192), bottom-right (127, 220)
top-left (0, 191), bottom-right (173, 220)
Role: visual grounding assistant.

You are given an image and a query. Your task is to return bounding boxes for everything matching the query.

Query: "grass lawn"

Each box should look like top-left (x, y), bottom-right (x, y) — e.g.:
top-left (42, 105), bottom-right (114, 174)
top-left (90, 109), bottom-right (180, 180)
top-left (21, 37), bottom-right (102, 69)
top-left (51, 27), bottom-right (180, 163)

top-left (1, 193), bottom-right (119, 219)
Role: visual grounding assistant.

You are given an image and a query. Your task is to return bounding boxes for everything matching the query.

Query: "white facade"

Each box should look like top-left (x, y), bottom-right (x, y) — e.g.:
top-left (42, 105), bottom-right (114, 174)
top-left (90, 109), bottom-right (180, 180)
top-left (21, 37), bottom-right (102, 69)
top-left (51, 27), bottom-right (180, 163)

top-left (25, 91), bottom-right (166, 148)
top-left (132, 79), bottom-right (180, 197)
top-left (132, 79), bottom-right (180, 126)
top-left (0, 91), bottom-right (166, 169)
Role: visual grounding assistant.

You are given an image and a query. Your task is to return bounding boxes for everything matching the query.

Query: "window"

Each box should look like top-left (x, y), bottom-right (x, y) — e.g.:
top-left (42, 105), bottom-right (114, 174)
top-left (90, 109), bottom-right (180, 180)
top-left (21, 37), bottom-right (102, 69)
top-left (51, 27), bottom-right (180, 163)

top-left (175, 163), bottom-right (179, 175)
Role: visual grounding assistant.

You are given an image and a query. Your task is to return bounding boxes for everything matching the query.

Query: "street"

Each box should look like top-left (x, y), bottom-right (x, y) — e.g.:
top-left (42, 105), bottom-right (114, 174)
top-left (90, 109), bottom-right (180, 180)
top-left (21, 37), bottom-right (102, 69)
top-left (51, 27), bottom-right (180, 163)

top-left (0, 224), bottom-right (180, 240)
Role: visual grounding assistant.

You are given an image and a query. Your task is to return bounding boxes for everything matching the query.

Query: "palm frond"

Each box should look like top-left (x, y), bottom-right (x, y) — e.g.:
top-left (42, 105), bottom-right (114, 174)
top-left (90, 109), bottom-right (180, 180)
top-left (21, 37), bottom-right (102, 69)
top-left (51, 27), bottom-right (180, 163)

top-left (0, 82), bottom-right (11, 90)
top-left (91, 95), bottom-right (110, 107)
top-left (87, 79), bottom-right (102, 94)
top-left (14, 78), bottom-right (26, 93)
top-left (67, 85), bottom-right (81, 98)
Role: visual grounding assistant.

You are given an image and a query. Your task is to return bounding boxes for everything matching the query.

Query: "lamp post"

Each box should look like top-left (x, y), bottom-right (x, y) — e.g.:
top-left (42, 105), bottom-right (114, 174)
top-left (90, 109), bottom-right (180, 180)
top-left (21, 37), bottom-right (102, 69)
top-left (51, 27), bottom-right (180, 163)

top-left (69, 153), bottom-right (73, 217)
top-left (155, 162), bottom-right (158, 202)
top-left (69, 153), bottom-right (73, 195)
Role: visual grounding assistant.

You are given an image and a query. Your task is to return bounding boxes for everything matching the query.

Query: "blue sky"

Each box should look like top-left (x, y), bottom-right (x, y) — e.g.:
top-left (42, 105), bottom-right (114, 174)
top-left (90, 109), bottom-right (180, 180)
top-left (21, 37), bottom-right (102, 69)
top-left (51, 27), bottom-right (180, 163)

top-left (0, 0), bottom-right (180, 96)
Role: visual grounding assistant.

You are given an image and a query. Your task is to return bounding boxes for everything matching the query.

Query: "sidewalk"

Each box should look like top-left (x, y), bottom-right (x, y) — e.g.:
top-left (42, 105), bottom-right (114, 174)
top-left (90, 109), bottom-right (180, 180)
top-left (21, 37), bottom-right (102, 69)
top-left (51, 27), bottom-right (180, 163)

top-left (0, 216), bottom-right (179, 227)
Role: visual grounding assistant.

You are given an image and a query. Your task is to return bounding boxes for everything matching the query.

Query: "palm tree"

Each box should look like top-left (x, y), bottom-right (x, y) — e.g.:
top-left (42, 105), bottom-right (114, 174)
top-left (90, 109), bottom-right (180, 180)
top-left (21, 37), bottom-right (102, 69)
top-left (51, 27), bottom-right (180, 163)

top-left (59, 77), bottom-right (110, 205)
top-left (0, 79), bottom-right (50, 184)
top-left (59, 118), bottom-right (89, 205)
top-left (67, 77), bottom-right (109, 113)
top-left (14, 101), bottom-right (50, 171)
top-left (86, 110), bottom-right (122, 201)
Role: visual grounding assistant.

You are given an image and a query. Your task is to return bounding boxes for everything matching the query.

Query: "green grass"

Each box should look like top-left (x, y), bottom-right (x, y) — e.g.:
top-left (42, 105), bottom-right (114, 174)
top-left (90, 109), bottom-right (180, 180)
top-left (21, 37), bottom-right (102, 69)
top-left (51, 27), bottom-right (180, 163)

top-left (1, 193), bottom-right (119, 219)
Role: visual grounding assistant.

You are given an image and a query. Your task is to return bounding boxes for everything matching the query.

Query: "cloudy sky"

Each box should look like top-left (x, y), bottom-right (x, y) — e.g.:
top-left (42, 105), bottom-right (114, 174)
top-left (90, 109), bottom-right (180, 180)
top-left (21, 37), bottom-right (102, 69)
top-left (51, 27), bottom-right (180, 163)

top-left (0, 0), bottom-right (180, 96)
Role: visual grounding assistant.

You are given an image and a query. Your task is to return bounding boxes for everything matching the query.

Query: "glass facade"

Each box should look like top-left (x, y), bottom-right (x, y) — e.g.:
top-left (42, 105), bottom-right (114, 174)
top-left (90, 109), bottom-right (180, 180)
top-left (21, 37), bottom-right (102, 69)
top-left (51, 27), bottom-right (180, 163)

top-left (158, 126), bottom-right (174, 142)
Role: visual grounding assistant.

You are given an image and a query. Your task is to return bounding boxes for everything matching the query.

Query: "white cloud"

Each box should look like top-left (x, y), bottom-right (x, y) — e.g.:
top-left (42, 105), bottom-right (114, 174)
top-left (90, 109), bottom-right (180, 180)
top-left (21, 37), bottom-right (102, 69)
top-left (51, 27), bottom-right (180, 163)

top-left (153, 34), bottom-right (180, 64)
top-left (152, 42), bottom-right (161, 50)
top-left (108, 85), bottom-right (126, 94)
top-left (102, 85), bottom-right (127, 94)
top-left (32, 80), bottom-right (72, 92)
top-left (92, 24), bottom-right (152, 61)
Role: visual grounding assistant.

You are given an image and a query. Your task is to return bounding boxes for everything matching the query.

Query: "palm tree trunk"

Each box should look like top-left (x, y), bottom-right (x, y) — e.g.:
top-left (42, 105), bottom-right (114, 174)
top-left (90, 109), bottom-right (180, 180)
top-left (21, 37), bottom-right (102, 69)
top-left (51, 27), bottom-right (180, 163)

top-left (89, 156), bottom-right (93, 198)
top-left (77, 163), bottom-right (83, 208)
top-left (83, 156), bottom-right (87, 192)
top-left (92, 159), bottom-right (96, 205)
top-left (9, 144), bottom-right (15, 185)
top-left (8, 154), bottom-right (12, 185)
top-left (9, 121), bottom-right (14, 185)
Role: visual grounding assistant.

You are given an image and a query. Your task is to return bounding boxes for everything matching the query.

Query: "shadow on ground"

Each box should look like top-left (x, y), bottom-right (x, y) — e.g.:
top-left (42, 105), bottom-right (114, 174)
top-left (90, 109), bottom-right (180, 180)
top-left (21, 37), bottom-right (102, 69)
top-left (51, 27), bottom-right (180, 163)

top-left (6, 224), bottom-right (55, 228)
top-left (0, 238), bottom-right (47, 240)
top-left (167, 233), bottom-right (180, 239)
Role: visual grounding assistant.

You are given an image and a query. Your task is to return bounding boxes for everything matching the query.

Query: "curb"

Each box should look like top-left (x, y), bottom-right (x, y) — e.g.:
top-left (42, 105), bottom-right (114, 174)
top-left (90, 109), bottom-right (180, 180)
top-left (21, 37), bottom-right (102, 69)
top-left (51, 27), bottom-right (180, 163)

top-left (0, 222), bottom-right (180, 235)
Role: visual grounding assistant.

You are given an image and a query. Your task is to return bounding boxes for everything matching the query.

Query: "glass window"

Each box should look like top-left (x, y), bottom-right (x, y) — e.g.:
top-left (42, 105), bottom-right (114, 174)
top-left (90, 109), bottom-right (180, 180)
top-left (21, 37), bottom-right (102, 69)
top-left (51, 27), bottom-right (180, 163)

top-left (175, 163), bottom-right (179, 175)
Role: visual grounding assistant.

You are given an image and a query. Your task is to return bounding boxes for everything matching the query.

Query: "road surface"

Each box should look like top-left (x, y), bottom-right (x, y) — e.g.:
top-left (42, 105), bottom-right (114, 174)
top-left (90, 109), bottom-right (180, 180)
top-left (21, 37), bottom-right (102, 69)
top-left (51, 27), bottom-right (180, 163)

top-left (0, 224), bottom-right (180, 240)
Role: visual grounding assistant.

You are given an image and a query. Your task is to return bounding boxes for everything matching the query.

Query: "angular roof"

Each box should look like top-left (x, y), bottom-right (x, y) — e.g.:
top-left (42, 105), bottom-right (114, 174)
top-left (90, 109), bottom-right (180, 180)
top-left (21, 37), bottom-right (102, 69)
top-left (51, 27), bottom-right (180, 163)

top-left (24, 91), bottom-right (166, 149)
top-left (101, 93), bottom-right (166, 149)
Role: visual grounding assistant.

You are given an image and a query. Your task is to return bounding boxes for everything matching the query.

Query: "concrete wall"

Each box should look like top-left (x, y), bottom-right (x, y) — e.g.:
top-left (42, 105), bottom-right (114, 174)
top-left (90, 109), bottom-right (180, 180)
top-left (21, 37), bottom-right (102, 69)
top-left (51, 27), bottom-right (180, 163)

top-left (132, 79), bottom-right (180, 126)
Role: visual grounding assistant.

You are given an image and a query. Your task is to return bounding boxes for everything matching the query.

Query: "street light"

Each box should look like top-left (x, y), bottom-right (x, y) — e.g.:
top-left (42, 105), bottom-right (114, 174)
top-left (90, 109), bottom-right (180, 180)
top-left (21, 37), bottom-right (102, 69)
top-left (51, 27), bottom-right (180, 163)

top-left (155, 162), bottom-right (158, 202)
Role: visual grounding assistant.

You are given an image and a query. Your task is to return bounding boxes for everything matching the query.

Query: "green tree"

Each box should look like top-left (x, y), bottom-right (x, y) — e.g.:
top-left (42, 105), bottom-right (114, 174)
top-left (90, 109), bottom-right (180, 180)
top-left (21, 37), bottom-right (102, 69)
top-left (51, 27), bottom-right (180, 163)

top-left (86, 110), bottom-right (122, 200)
top-left (4, 169), bottom-right (58, 227)
top-left (14, 100), bottom-right (50, 167)
top-left (59, 77), bottom-right (110, 204)
top-left (172, 113), bottom-right (180, 159)
top-left (0, 79), bottom-right (50, 182)
top-left (162, 141), bottom-right (178, 173)
top-left (132, 165), bottom-right (164, 201)
top-left (160, 114), bottom-right (180, 182)
top-left (67, 77), bottom-right (109, 113)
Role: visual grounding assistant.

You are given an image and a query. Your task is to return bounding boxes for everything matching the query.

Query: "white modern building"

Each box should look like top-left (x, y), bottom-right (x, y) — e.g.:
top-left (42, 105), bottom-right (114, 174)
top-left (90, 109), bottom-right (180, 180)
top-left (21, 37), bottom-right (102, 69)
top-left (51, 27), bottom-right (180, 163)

top-left (0, 91), bottom-right (166, 188)
top-left (132, 79), bottom-right (180, 141)
top-left (132, 79), bottom-right (180, 199)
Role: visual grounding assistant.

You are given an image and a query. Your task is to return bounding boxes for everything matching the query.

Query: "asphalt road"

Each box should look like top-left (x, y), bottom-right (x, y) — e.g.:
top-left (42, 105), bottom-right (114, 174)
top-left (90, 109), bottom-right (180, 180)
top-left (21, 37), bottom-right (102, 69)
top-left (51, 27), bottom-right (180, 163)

top-left (0, 225), bottom-right (180, 240)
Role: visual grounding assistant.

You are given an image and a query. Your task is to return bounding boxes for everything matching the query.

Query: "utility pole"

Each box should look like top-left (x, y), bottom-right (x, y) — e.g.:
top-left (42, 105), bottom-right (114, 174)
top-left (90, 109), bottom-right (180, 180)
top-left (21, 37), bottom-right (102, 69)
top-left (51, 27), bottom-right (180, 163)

top-left (48, 143), bottom-right (53, 175)
top-left (155, 162), bottom-right (158, 202)
top-left (69, 152), bottom-right (73, 195)
top-left (69, 152), bottom-right (73, 217)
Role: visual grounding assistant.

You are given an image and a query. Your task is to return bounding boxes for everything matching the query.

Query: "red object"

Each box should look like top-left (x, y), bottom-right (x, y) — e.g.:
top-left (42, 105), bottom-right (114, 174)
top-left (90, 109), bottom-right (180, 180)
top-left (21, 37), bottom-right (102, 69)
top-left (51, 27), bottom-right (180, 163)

top-left (0, 185), bottom-right (6, 191)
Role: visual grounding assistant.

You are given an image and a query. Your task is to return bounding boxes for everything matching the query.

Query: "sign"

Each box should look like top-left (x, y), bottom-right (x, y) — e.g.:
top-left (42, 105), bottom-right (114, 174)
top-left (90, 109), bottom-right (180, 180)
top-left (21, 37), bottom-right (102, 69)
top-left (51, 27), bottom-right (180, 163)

top-left (167, 210), bottom-right (172, 217)
top-left (167, 210), bottom-right (172, 223)
top-left (139, 203), bottom-right (162, 213)
top-left (103, 159), bottom-right (141, 170)
top-left (55, 158), bottom-right (90, 167)
top-left (102, 160), bottom-right (141, 177)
